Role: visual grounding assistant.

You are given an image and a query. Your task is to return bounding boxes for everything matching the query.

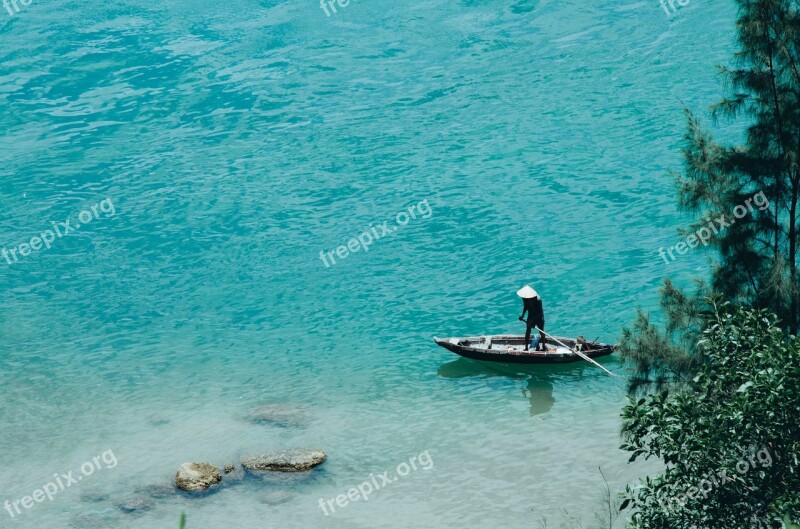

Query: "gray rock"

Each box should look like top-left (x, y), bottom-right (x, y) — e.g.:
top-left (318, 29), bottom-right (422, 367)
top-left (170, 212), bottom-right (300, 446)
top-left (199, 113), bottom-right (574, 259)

top-left (245, 404), bottom-right (312, 427)
top-left (241, 449), bottom-right (327, 472)
top-left (175, 462), bottom-right (222, 492)
top-left (117, 495), bottom-right (155, 514)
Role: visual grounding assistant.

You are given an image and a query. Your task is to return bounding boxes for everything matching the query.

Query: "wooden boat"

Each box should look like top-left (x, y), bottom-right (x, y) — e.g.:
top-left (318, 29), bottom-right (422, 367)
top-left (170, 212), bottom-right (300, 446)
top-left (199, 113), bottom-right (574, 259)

top-left (433, 334), bottom-right (615, 365)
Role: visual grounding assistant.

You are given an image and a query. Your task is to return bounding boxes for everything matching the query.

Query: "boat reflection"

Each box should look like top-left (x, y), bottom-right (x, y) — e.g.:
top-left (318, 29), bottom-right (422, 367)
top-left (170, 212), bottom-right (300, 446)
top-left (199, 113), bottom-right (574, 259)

top-left (437, 358), bottom-right (597, 417)
top-left (523, 378), bottom-right (555, 416)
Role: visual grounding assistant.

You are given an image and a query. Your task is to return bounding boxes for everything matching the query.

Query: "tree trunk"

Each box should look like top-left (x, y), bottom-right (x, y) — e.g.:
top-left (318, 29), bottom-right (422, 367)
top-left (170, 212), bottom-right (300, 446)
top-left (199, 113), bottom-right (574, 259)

top-left (791, 180), bottom-right (799, 334)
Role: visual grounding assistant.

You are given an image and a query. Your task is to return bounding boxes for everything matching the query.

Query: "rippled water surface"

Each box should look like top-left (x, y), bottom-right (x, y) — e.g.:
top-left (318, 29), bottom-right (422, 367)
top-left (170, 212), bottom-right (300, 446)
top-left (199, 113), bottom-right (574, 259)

top-left (1, 0), bottom-right (737, 527)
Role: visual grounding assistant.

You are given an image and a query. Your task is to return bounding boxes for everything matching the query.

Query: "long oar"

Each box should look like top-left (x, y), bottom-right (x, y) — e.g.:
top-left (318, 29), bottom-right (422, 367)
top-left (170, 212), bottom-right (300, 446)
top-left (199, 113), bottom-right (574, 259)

top-left (535, 327), bottom-right (618, 377)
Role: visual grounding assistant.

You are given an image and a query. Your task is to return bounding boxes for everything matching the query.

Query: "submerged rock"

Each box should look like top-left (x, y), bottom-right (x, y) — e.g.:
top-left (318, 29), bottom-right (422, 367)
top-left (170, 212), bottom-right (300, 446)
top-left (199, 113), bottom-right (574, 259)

top-left (261, 490), bottom-right (293, 505)
top-left (245, 404), bottom-right (312, 427)
top-left (222, 464), bottom-right (245, 482)
top-left (241, 449), bottom-right (327, 472)
top-left (117, 495), bottom-right (155, 514)
top-left (175, 462), bottom-right (222, 492)
top-left (136, 481), bottom-right (176, 499)
top-left (257, 471), bottom-right (319, 486)
top-left (79, 489), bottom-right (109, 503)
top-left (70, 512), bottom-right (116, 528)
top-left (147, 414), bottom-right (171, 427)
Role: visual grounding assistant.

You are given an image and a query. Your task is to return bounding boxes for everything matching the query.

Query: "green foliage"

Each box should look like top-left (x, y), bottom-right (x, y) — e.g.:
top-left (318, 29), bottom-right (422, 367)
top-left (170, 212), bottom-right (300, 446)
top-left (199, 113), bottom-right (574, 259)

top-left (621, 305), bottom-right (800, 528)
top-left (698, 0), bottom-right (800, 330)
top-left (618, 281), bottom-right (714, 391)
top-left (622, 0), bottom-right (800, 387)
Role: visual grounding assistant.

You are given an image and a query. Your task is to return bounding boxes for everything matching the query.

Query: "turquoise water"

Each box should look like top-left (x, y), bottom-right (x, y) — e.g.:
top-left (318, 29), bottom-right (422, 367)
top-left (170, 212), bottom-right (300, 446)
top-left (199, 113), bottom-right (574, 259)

top-left (1, 0), bottom-right (738, 527)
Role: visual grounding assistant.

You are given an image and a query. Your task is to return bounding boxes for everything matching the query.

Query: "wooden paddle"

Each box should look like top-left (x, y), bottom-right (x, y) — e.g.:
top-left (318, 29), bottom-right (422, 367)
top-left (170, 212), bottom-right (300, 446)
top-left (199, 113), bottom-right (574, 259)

top-left (535, 327), bottom-right (618, 377)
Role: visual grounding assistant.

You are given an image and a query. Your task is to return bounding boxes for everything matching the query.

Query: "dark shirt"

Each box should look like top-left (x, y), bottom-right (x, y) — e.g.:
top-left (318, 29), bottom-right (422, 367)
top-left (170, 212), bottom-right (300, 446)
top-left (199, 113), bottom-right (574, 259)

top-left (522, 297), bottom-right (545, 325)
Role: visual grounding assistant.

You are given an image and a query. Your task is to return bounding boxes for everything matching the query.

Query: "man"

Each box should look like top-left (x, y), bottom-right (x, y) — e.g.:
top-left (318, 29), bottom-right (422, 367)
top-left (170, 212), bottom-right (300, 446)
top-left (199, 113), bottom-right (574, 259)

top-left (518, 285), bottom-right (546, 351)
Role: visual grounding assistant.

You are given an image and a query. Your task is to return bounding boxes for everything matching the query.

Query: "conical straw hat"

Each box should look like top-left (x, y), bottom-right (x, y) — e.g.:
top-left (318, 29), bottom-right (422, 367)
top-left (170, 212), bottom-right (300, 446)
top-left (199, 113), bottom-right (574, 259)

top-left (516, 285), bottom-right (539, 299)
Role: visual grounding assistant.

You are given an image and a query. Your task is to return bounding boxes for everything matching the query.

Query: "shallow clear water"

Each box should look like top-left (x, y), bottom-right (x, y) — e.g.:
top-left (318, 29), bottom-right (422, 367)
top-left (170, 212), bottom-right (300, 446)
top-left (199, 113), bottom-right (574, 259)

top-left (1, 0), bottom-right (737, 527)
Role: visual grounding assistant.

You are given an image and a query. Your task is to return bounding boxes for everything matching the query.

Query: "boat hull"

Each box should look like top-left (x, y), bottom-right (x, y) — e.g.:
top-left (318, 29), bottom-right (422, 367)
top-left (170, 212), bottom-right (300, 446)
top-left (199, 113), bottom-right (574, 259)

top-left (433, 334), bottom-right (615, 365)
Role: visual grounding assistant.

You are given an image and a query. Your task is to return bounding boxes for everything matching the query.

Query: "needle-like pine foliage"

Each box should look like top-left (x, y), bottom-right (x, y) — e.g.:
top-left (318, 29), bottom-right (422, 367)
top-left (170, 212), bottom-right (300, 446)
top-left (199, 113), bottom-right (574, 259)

top-left (621, 0), bottom-right (800, 388)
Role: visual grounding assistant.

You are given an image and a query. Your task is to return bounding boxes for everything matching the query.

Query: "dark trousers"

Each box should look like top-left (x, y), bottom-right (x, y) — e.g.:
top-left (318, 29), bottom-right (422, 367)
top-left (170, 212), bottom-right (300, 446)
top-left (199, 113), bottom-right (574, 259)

top-left (525, 321), bottom-right (545, 350)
